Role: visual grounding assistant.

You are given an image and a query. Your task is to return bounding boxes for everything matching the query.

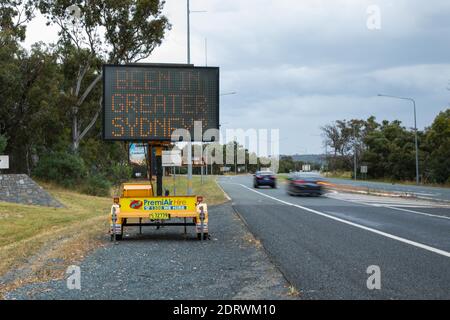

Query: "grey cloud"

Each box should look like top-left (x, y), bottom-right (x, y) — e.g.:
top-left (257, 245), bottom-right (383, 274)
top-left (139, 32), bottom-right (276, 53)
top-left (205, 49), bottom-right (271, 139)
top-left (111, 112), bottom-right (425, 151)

top-left (25, 0), bottom-right (449, 154)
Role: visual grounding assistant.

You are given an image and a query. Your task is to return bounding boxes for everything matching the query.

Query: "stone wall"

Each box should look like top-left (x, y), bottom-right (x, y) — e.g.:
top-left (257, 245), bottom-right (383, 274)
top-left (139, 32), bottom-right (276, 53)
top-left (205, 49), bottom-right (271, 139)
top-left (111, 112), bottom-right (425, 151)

top-left (0, 174), bottom-right (64, 208)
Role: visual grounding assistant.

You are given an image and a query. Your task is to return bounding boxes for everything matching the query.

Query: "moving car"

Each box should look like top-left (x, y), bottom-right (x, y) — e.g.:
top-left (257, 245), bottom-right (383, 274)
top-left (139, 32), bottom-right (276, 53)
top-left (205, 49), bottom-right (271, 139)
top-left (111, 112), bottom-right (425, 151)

top-left (254, 171), bottom-right (277, 188)
top-left (286, 173), bottom-right (326, 197)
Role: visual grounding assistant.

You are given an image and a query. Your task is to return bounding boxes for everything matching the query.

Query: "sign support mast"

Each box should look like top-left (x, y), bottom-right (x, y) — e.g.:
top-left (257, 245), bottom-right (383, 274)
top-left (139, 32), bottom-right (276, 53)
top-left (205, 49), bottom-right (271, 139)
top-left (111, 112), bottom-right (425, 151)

top-left (187, 0), bottom-right (193, 195)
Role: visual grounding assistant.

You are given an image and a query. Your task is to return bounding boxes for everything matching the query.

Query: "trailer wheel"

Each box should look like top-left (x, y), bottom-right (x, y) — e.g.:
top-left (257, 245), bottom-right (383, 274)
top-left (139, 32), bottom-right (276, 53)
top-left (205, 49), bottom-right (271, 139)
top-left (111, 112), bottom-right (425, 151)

top-left (197, 233), bottom-right (209, 240)
top-left (110, 234), bottom-right (123, 241)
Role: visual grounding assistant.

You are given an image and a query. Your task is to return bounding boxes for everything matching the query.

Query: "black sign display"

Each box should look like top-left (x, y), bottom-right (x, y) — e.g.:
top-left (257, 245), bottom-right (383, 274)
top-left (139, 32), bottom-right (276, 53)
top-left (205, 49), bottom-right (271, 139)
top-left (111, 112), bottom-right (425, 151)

top-left (103, 64), bottom-right (219, 141)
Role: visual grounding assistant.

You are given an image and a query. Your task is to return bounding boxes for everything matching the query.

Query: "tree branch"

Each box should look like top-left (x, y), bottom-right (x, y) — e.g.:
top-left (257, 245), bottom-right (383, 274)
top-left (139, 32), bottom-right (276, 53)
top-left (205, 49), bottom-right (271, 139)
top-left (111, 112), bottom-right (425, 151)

top-left (75, 63), bottom-right (90, 96)
top-left (76, 73), bottom-right (102, 106)
top-left (77, 95), bottom-right (102, 143)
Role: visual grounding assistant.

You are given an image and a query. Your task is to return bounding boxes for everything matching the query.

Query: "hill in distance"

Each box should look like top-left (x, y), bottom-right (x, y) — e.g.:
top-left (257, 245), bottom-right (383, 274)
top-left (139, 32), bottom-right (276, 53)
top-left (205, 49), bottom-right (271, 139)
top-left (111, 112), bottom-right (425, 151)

top-left (282, 154), bottom-right (325, 165)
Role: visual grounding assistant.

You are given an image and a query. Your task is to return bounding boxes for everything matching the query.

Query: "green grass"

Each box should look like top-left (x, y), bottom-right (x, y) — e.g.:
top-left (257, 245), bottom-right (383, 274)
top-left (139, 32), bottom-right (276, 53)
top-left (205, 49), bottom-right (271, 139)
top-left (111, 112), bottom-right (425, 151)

top-left (322, 171), bottom-right (353, 179)
top-left (0, 184), bottom-right (112, 295)
top-left (162, 175), bottom-right (228, 205)
top-left (0, 185), bottom-right (110, 248)
top-left (323, 171), bottom-right (450, 188)
top-left (276, 174), bottom-right (289, 182)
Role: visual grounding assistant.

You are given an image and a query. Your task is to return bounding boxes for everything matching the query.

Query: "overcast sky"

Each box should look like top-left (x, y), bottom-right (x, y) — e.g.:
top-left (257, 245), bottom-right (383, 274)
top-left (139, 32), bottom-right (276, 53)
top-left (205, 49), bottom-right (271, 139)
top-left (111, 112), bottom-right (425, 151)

top-left (25, 0), bottom-right (450, 155)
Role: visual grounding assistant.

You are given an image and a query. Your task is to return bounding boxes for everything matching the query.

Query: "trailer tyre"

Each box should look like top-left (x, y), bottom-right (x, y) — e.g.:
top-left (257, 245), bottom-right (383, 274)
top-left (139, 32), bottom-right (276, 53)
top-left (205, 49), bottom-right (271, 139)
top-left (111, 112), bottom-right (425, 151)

top-left (197, 233), bottom-right (209, 240)
top-left (110, 234), bottom-right (123, 241)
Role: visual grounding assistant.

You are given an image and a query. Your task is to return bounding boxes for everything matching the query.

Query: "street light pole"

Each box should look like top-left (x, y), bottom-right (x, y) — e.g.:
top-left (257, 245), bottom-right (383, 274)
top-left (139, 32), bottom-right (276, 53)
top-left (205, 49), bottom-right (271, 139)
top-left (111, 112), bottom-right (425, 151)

top-left (412, 98), bottom-right (420, 185)
top-left (234, 136), bottom-right (238, 175)
top-left (353, 126), bottom-right (357, 181)
top-left (187, 0), bottom-right (190, 64)
top-left (186, 1), bottom-right (207, 194)
top-left (378, 94), bottom-right (420, 185)
top-left (186, 0), bottom-right (192, 194)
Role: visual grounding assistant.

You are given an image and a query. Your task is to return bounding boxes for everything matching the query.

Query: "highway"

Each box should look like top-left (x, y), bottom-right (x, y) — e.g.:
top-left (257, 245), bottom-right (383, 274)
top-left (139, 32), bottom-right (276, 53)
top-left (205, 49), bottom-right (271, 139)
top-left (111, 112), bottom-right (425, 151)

top-left (218, 175), bottom-right (450, 299)
top-left (326, 178), bottom-right (450, 202)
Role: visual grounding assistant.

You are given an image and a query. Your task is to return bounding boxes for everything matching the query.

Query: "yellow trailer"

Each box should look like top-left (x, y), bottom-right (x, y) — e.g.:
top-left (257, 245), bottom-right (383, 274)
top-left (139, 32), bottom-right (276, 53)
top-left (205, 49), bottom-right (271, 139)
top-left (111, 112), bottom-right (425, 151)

top-left (110, 183), bottom-right (209, 241)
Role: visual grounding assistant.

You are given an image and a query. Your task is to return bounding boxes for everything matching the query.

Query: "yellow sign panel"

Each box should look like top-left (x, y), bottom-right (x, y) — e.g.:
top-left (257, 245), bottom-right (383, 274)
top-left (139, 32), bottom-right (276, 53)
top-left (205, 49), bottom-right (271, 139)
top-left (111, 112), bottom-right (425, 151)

top-left (120, 197), bottom-right (197, 214)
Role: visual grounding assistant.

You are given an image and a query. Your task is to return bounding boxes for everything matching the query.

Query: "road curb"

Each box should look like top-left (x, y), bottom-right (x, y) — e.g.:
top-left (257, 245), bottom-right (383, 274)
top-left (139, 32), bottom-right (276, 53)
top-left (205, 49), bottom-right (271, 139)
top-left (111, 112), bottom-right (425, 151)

top-left (329, 185), bottom-right (450, 205)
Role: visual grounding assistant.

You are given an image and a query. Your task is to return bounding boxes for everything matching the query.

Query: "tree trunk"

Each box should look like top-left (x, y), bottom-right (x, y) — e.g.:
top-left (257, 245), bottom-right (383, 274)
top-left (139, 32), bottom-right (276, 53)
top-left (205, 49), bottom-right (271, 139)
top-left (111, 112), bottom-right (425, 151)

top-left (72, 106), bottom-right (79, 152)
top-left (71, 73), bottom-right (102, 152)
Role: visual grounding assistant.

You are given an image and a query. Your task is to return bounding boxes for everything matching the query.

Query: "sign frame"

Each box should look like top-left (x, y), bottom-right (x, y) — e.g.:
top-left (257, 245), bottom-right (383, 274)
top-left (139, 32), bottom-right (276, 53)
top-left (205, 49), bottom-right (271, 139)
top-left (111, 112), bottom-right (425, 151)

top-left (102, 63), bottom-right (220, 142)
top-left (0, 155), bottom-right (9, 170)
top-left (162, 150), bottom-right (182, 167)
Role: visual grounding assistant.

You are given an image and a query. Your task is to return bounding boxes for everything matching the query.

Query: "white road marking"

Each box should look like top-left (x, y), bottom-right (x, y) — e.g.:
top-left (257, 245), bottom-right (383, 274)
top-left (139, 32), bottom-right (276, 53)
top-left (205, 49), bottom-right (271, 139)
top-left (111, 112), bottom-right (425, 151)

top-left (413, 192), bottom-right (439, 196)
top-left (382, 205), bottom-right (450, 220)
top-left (216, 180), bottom-right (232, 201)
top-left (236, 184), bottom-right (450, 258)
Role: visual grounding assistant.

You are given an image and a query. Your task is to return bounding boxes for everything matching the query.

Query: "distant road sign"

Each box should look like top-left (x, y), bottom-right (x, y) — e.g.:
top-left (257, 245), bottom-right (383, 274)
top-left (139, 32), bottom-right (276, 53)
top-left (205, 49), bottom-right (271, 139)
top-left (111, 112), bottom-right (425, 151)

top-left (361, 166), bottom-right (368, 174)
top-left (183, 156), bottom-right (204, 167)
top-left (0, 156), bottom-right (9, 169)
top-left (302, 164), bottom-right (311, 172)
top-left (130, 143), bottom-right (146, 155)
top-left (103, 64), bottom-right (219, 142)
top-left (162, 150), bottom-right (182, 167)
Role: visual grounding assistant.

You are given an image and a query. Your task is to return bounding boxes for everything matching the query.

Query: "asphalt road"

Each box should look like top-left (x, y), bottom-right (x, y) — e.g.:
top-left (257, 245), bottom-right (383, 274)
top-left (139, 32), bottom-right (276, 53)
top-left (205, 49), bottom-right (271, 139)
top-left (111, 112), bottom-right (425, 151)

top-left (218, 175), bottom-right (450, 299)
top-left (326, 177), bottom-right (450, 202)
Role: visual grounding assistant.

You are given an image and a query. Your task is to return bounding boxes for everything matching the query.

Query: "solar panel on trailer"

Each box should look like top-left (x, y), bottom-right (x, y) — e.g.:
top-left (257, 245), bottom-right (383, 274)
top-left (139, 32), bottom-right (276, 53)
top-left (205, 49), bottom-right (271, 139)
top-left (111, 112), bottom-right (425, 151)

top-left (103, 65), bottom-right (219, 142)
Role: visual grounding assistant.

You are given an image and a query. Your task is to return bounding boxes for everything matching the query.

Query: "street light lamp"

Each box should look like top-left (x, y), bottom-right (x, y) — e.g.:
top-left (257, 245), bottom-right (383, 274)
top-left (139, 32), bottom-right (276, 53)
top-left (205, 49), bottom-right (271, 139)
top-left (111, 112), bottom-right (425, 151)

top-left (377, 94), bottom-right (420, 185)
top-left (220, 92), bottom-right (237, 96)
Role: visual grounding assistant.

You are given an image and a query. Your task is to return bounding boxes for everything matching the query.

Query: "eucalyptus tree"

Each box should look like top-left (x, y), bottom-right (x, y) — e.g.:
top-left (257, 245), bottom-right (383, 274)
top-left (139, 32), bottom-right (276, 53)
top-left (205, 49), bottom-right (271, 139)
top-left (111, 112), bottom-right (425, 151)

top-left (37, 0), bottom-right (171, 151)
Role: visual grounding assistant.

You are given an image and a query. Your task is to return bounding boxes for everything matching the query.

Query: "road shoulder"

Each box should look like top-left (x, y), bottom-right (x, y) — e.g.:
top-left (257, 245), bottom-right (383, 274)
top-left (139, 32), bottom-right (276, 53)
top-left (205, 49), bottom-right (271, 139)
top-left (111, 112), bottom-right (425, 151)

top-left (5, 202), bottom-right (296, 300)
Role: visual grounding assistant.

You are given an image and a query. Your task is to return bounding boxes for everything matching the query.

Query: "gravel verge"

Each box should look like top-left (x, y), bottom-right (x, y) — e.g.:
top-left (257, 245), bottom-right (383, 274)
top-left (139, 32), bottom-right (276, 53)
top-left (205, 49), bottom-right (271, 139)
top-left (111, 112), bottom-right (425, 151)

top-left (5, 203), bottom-right (295, 300)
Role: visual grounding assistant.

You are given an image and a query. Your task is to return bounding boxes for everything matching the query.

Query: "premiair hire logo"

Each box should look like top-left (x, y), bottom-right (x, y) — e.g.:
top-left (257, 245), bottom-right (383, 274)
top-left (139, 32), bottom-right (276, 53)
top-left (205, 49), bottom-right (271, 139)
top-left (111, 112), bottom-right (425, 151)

top-left (130, 200), bottom-right (143, 210)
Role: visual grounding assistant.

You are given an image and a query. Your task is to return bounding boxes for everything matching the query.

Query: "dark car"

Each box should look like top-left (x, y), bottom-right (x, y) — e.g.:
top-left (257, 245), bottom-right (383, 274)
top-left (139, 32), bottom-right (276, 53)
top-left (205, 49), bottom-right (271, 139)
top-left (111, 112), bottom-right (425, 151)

top-left (286, 173), bottom-right (326, 197)
top-left (254, 171), bottom-right (277, 188)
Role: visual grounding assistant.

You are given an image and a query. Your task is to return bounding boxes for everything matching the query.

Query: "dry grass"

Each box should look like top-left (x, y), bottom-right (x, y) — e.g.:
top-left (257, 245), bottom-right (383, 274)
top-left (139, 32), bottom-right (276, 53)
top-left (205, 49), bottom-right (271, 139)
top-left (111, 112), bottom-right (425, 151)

top-left (242, 233), bottom-right (262, 249)
top-left (0, 184), bottom-right (111, 298)
top-left (287, 285), bottom-right (300, 297)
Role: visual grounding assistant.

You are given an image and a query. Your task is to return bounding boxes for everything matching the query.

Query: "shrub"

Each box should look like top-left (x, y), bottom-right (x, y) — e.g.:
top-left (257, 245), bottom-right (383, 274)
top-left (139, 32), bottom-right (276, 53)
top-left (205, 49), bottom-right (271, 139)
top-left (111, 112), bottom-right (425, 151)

top-left (107, 163), bottom-right (133, 184)
top-left (81, 174), bottom-right (112, 197)
top-left (33, 152), bottom-right (87, 187)
top-left (0, 134), bottom-right (7, 154)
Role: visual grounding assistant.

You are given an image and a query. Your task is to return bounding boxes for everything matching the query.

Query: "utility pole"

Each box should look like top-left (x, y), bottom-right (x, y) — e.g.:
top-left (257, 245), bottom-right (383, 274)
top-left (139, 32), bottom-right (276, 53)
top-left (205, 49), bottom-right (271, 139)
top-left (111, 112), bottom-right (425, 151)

top-left (205, 146), bottom-right (208, 176)
top-left (234, 138), bottom-right (238, 175)
top-left (353, 126), bottom-right (357, 181)
top-left (205, 38), bottom-right (208, 66)
top-left (187, 0), bottom-right (191, 64)
top-left (186, 0), bottom-right (207, 194)
top-left (186, 0), bottom-right (197, 194)
top-left (186, 0), bottom-right (192, 194)
top-left (201, 143), bottom-right (204, 184)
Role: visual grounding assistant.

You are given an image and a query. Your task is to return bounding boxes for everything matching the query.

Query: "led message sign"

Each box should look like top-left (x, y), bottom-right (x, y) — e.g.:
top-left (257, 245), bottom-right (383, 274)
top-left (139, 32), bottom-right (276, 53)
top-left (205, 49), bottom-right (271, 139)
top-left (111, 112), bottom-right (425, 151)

top-left (103, 64), bottom-right (219, 141)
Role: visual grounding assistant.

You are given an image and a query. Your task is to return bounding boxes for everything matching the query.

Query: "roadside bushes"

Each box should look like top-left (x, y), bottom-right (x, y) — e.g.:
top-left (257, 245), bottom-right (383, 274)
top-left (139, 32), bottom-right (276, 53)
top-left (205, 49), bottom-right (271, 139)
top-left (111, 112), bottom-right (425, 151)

top-left (0, 134), bottom-right (7, 154)
top-left (106, 163), bottom-right (133, 185)
top-left (33, 151), bottom-right (87, 187)
top-left (81, 174), bottom-right (112, 197)
top-left (33, 151), bottom-right (114, 197)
